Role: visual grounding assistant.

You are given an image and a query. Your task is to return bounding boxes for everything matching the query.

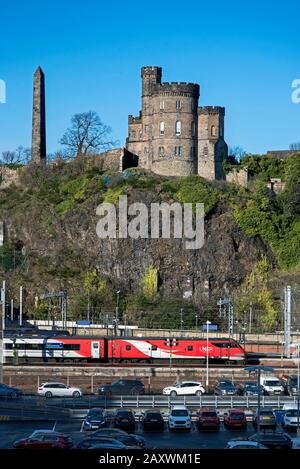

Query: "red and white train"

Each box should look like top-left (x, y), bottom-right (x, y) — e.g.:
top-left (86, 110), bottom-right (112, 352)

top-left (3, 335), bottom-right (246, 364)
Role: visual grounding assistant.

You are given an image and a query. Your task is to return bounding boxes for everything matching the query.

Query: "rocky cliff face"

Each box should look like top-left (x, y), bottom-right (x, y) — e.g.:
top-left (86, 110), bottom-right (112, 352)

top-left (1, 187), bottom-right (273, 313)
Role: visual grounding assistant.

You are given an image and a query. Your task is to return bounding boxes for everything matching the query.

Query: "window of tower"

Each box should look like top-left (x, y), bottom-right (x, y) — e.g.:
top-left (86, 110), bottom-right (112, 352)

top-left (211, 125), bottom-right (217, 137)
top-left (191, 121), bottom-right (196, 137)
top-left (190, 146), bottom-right (196, 159)
top-left (175, 121), bottom-right (181, 136)
top-left (176, 100), bottom-right (182, 110)
top-left (160, 101), bottom-right (165, 111)
top-left (220, 126), bottom-right (223, 137)
top-left (139, 130), bottom-right (142, 140)
top-left (160, 122), bottom-right (165, 136)
top-left (174, 146), bottom-right (182, 156)
top-left (203, 146), bottom-right (208, 156)
top-left (131, 130), bottom-right (136, 140)
top-left (158, 146), bottom-right (165, 156)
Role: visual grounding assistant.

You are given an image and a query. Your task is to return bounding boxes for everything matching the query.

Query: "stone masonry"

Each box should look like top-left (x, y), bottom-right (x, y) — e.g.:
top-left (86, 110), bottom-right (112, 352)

top-left (31, 66), bottom-right (46, 164)
top-left (126, 66), bottom-right (228, 179)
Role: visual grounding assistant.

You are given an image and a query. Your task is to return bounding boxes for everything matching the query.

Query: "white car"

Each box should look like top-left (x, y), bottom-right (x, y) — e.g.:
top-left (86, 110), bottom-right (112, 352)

top-left (225, 439), bottom-right (268, 449)
top-left (168, 405), bottom-right (191, 431)
top-left (260, 376), bottom-right (284, 395)
top-left (282, 405), bottom-right (300, 430)
top-left (163, 381), bottom-right (205, 396)
top-left (38, 382), bottom-right (82, 398)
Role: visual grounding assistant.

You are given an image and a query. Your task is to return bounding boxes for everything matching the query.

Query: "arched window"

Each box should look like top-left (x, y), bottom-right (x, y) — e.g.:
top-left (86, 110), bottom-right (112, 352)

top-left (139, 129), bottom-right (142, 140)
top-left (211, 125), bottom-right (217, 137)
top-left (175, 121), bottom-right (181, 136)
top-left (131, 130), bottom-right (136, 140)
top-left (158, 146), bottom-right (165, 156)
top-left (160, 121), bottom-right (165, 136)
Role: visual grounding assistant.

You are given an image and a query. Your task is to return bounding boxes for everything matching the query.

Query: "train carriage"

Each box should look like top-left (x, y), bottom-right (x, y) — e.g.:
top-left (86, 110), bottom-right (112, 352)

top-left (3, 335), bottom-right (246, 365)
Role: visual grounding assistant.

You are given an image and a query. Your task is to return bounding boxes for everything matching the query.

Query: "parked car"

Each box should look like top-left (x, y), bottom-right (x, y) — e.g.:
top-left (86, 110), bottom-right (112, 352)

top-left (237, 381), bottom-right (264, 396)
top-left (98, 379), bottom-right (145, 396)
top-left (224, 409), bottom-right (247, 430)
top-left (13, 430), bottom-right (73, 449)
top-left (253, 408), bottom-right (277, 430)
top-left (77, 437), bottom-right (128, 450)
top-left (214, 380), bottom-right (237, 396)
top-left (90, 428), bottom-right (145, 447)
top-left (281, 375), bottom-right (298, 396)
top-left (0, 383), bottom-right (23, 399)
top-left (248, 430), bottom-right (293, 449)
top-left (260, 376), bottom-right (285, 396)
top-left (196, 408), bottom-right (220, 431)
top-left (142, 410), bottom-right (165, 432)
top-left (163, 381), bottom-right (205, 396)
top-left (37, 382), bottom-right (82, 398)
top-left (225, 439), bottom-right (268, 449)
top-left (83, 408), bottom-right (107, 431)
top-left (113, 409), bottom-right (136, 432)
top-left (282, 406), bottom-right (300, 431)
top-left (168, 405), bottom-right (191, 431)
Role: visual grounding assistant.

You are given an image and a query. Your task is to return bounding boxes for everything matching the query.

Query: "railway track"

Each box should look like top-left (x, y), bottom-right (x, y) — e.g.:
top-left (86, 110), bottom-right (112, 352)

top-left (3, 362), bottom-right (297, 370)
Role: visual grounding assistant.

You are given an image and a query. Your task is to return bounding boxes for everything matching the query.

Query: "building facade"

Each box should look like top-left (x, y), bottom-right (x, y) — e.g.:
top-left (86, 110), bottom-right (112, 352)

top-left (126, 66), bottom-right (228, 180)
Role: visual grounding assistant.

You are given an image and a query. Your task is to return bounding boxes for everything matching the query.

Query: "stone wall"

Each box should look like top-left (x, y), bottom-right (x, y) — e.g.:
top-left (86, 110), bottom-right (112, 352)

top-left (94, 148), bottom-right (138, 171)
top-left (226, 167), bottom-right (249, 188)
top-left (0, 165), bottom-right (19, 189)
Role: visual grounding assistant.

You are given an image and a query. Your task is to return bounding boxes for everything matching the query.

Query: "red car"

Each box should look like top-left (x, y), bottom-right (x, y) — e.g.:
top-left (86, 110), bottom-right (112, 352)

top-left (13, 430), bottom-right (73, 449)
top-left (224, 410), bottom-right (247, 430)
top-left (196, 408), bottom-right (220, 431)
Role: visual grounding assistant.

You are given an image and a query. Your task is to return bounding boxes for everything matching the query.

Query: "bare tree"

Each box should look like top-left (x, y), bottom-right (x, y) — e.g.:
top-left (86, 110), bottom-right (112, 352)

top-left (0, 146), bottom-right (30, 165)
top-left (289, 142), bottom-right (300, 151)
top-left (59, 111), bottom-right (115, 157)
top-left (229, 146), bottom-right (246, 162)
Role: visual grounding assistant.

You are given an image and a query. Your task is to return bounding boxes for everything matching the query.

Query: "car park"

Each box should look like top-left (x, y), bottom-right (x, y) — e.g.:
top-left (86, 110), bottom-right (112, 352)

top-left (259, 376), bottom-right (285, 396)
top-left (0, 383), bottom-right (23, 399)
top-left (214, 380), bottom-right (237, 396)
top-left (37, 382), bottom-right (82, 398)
top-left (77, 437), bottom-right (128, 449)
top-left (282, 405), bottom-right (300, 431)
top-left (113, 409), bottom-right (136, 432)
top-left (225, 439), bottom-right (268, 449)
top-left (82, 408), bottom-right (107, 431)
top-left (196, 408), bottom-right (220, 431)
top-left (281, 375), bottom-right (298, 396)
top-left (224, 409), bottom-right (247, 430)
top-left (253, 408), bottom-right (277, 430)
top-left (98, 379), bottom-right (145, 396)
top-left (142, 410), bottom-right (165, 432)
top-left (90, 428), bottom-right (145, 448)
top-left (163, 381), bottom-right (205, 396)
top-left (168, 405), bottom-right (191, 431)
top-left (13, 431), bottom-right (73, 449)
top-left (237, 381), bottom-right (264, 396)
top-left (248, 430), bottom-right (293, 449)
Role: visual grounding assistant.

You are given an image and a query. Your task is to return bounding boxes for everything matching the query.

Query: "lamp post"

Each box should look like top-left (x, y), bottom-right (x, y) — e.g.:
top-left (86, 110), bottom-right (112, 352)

top-left (297, 342), bottom-right (300, 437)
top-left (245, 365), bottom-right (273, 443)
top-left (206, 320), bottom-right (211, 390)
top-left (115, 290), bottom-right (120, 336)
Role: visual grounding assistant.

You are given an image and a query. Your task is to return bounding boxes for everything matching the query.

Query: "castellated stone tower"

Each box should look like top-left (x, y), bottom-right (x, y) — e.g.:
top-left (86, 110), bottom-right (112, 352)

top-left (126, 66), bottom-right (228, 179)
top-left (197, 106), bottom-right (228, 180)
top-left (31, 66), bottom-right (46, 164)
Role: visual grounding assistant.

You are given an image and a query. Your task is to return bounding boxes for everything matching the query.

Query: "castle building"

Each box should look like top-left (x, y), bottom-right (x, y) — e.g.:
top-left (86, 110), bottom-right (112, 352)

top-left (126, 66), bottom-right (228, 179)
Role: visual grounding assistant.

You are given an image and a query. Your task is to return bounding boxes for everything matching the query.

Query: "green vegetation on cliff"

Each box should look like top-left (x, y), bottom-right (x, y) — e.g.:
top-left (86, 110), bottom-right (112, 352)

top-left (0, 153), bottom-right (299, 330)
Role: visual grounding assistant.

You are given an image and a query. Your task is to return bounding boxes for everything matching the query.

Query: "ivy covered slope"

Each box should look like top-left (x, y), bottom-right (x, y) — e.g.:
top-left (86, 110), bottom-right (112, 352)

top-left (0, 153), bottom-right (299, 329)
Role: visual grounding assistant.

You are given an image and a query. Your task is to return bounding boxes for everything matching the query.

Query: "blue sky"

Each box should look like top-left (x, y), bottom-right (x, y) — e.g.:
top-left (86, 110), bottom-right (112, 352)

top-left (0, 0), bottom-right (299, 155)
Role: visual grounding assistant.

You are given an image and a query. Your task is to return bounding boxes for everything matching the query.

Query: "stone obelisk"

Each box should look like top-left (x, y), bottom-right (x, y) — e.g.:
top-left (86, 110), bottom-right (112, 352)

top-left (31, 66), bottom-right (46, 164)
